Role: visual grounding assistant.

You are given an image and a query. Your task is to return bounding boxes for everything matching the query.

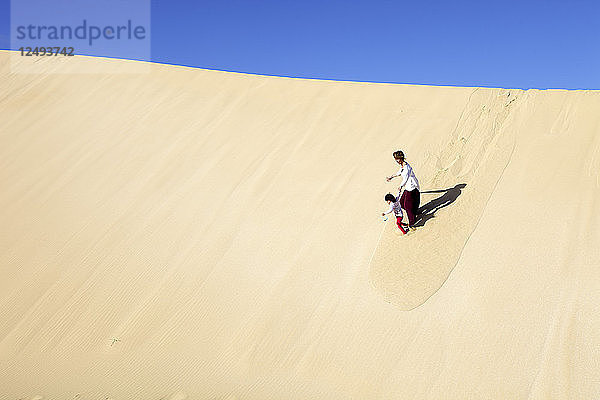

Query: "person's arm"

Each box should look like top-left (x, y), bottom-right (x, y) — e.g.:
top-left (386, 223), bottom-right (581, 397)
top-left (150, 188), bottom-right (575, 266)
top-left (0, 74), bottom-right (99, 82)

top-left (382, 203), bottom-right (394, 216)
top-left (386, 166), bottom-right (403, 182)
top-left (397, 165), bottom-right (409, 190)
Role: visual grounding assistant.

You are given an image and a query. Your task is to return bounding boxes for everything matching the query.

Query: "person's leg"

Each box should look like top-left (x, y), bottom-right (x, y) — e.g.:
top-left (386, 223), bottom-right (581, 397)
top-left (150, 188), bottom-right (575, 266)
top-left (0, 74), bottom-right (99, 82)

top-left (404, 190), bottom-right (417, 226)
top-left (400, 190), bottom-right (408, 214)
top-left (412, 189), bottom-right (421, 223)
top-left (396, 216), bottom-right (407, 234)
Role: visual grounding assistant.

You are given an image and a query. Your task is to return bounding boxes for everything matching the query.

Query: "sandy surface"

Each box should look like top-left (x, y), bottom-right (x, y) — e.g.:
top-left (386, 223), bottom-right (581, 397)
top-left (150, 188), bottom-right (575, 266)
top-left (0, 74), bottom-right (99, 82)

top-left (1, 51), bottom-right (600, 399)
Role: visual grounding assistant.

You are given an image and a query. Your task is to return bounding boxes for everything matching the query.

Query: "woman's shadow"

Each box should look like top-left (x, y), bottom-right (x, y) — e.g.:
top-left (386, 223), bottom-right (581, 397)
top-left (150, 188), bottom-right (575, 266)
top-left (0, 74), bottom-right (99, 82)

top-left (414, 183), bottom-right (466, 227)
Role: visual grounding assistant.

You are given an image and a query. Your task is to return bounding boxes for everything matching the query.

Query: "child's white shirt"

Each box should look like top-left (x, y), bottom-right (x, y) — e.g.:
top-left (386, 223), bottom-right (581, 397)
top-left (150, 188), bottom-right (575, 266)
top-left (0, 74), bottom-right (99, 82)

top-left (383, 196), bottom-right (403, 218)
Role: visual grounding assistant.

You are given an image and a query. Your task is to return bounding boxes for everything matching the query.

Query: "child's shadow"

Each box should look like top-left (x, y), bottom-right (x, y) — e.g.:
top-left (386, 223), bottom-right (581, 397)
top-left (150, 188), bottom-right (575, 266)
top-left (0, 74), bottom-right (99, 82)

top-left (414, 183), bottom-right (467, 227)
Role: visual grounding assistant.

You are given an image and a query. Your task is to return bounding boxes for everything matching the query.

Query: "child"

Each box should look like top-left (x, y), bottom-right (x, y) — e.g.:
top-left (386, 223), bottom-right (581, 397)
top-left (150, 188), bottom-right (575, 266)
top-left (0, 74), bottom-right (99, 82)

top-left (382, 192), bottom-right (408, 234)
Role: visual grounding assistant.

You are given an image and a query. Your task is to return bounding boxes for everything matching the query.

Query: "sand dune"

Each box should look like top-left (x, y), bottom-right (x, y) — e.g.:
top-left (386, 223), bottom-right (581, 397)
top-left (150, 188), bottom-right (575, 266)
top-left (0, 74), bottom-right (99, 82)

top-left (1, 51), bottom-right (600, 399)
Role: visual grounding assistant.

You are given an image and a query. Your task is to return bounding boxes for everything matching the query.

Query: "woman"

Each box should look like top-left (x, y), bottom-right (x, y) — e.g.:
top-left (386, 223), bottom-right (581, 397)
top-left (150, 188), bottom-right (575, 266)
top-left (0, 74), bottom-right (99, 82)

top-left (386, 150), bottom-right (420, 229)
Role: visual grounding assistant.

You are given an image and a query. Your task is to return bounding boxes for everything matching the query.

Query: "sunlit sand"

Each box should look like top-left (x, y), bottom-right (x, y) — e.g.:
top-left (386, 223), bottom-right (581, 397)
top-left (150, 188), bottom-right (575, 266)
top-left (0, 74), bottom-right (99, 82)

top-left (1, 52), bottom-right (599, 399)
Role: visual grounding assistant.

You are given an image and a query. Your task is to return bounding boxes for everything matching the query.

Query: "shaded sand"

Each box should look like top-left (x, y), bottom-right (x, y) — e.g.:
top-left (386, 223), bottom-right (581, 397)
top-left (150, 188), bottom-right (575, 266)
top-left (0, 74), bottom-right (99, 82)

top-left (1, 52), bottom-right (600, 399)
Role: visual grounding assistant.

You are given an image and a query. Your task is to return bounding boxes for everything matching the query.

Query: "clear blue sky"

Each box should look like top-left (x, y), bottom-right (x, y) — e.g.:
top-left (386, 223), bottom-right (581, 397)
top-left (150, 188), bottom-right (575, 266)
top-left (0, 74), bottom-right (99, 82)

top-left (1, 0), bottom-right (598, 89)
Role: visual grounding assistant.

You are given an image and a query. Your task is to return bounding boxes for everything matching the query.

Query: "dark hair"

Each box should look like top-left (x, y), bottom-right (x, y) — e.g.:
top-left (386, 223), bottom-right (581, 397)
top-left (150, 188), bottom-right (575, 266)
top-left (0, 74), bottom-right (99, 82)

top-left (385, 193), bottom-right (396, 202)
top-left (393, 150), bottom-right (405, 161)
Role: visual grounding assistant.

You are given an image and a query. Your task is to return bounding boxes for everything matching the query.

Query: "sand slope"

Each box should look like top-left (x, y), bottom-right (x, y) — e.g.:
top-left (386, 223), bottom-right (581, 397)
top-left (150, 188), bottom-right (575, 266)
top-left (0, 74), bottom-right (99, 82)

top-left (1, 52), bottom-right (600, 399)
top-left (371, 88), bottom-right (521, 309)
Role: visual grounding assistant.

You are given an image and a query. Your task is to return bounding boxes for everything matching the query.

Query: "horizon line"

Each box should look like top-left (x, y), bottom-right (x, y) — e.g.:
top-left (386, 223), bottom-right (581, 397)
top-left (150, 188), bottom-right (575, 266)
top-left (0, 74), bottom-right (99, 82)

top-left (1, 49), bottom-right (598, 92)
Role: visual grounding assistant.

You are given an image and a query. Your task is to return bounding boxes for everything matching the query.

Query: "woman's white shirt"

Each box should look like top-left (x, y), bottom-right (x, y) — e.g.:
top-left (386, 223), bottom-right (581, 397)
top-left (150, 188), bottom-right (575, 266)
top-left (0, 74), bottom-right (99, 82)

top-left (397, 162), bottom-right (420, 191)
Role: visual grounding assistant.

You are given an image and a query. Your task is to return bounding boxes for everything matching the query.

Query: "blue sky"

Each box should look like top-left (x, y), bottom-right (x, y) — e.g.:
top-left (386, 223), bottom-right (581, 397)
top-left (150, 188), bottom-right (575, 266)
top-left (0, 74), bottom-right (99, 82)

top-left (1, 0), bottom-right (598, 89)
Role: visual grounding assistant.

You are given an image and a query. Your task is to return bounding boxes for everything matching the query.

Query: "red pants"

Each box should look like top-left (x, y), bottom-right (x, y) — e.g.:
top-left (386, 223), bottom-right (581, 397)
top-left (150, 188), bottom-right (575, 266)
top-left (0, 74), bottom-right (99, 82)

top-left (396, 216), bottom-right (408, 234)
top-left (400, 189), bottom-right (420, 226)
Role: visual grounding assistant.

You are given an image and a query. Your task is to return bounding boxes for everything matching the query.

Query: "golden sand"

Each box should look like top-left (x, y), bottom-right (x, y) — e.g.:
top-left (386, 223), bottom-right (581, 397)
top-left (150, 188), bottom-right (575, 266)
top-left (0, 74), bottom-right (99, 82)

top-left (1, 52), bottom-right (599, 399)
